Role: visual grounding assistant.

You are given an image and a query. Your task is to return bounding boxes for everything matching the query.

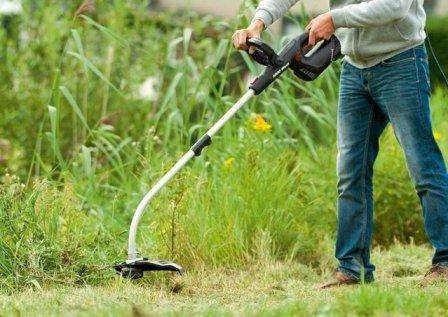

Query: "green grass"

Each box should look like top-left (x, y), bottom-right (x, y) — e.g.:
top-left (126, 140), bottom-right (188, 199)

top-left (1, 245), bottom-right (448, 316)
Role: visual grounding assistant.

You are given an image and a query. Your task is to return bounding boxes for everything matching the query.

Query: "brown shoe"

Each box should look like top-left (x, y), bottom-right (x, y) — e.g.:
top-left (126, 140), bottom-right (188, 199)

top-left (419, 264), bottom-right (448, 288)
top-left (317, 270), bottom-right (360, 290)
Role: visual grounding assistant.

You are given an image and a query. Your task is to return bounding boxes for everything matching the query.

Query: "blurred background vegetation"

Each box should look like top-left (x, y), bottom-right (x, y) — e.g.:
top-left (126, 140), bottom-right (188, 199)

top-left (427, 15), bottom-right (448, 85)
top-left (0, 0), bottom-right (447, 291)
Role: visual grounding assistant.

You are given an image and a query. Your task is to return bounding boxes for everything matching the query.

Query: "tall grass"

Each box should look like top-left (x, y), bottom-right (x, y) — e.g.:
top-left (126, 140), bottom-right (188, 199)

top-left (1, 1), bottom-right (340, 179)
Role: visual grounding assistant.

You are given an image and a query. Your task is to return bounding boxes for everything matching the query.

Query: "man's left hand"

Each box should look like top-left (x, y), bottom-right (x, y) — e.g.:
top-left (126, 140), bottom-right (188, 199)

top-left (306, 12), bottom-right (336, 46)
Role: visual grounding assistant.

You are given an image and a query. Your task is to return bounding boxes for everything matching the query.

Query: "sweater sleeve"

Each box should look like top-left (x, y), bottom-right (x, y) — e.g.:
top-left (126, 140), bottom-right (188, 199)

top-left (331, 0), bottom-right (414, 29)
top-left (252, 0), bottom-right (300, 27)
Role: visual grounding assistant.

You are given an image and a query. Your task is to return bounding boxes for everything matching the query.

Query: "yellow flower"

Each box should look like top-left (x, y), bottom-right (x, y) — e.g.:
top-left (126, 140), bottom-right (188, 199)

top-left (253, 114), bottom-right (272, 133)
top-left (224, 157), bottom-right (235, 169)
top-left (434, 131), bottom-right (442, 141)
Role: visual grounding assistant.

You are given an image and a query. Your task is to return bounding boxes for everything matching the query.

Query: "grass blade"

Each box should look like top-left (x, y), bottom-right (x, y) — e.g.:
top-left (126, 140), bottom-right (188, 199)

top-left (60, 86), bottom-right (90, 130)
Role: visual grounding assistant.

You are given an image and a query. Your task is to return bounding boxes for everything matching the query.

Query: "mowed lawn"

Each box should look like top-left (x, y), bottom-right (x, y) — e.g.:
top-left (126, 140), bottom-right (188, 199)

top-left (2, 245), bottom-right (448, 317)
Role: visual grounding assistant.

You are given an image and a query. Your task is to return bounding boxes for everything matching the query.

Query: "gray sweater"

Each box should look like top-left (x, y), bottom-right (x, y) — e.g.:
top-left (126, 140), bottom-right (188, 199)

top-left (253, 0), bottom-right (426, 68)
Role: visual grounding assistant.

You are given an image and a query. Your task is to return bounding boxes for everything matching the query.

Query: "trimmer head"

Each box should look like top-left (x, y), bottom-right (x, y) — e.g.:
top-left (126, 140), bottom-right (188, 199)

top-left (114, 258), bottom-right (184, 279)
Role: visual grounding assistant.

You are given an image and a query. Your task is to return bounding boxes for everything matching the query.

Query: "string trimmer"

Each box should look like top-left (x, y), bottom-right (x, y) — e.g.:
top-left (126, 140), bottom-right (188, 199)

top-left (114, 32), bottom-right (341, 279)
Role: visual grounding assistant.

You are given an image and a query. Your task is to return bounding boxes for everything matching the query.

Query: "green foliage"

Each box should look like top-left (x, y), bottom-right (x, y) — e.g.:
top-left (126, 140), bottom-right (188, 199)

top-left (0, 0), bottom-right (340, 180)
top-left (426, 14), bottom-right (448, 85)
top-left (0, 175), bottom-right (119, 290)
top-left (373, 129), bottom-right (425, 245)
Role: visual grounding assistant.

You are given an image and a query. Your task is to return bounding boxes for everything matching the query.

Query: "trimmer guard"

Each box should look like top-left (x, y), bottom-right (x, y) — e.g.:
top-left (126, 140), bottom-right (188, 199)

top-left (114, 258), bottom-right (184, 279)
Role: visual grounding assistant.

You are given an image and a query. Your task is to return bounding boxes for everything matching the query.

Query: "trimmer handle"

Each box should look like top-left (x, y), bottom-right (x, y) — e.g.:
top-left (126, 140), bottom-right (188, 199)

top-left (247, 38), bottom-right (282, 67)
top-left (247, 36), bottom-right (302, 95)
top-left (291, 33), bottom-right (342, 81)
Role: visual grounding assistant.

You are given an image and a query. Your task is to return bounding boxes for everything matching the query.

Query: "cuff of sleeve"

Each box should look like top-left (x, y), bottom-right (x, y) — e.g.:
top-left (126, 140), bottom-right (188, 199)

top-left (330, 8), bottom-right (348, 28)
top-left (252, 9), bottom-right (273, 27)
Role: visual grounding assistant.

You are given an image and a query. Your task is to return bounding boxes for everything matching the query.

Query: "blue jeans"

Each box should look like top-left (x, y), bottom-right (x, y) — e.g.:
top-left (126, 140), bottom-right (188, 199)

top-left (336, 44), bottom-right (448, 281)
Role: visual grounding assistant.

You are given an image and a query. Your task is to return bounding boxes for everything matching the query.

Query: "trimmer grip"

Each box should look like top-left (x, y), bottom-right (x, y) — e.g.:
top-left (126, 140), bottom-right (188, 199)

top-left (247, 38), bottom-right (281, 67)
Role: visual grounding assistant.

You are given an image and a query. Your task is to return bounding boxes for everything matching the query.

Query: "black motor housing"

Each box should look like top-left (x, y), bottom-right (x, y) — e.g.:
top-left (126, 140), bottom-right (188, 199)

top-left (290, 34), bottom-right (342, 81)
top-left (247, 33), bottom-right (342, 94)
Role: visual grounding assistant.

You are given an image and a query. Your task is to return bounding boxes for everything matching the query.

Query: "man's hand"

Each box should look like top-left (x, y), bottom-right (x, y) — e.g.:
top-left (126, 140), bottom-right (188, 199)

top-left (306, 12), bottom-right (336, 46)
top-left (232, 19), bottom-right (264, 53)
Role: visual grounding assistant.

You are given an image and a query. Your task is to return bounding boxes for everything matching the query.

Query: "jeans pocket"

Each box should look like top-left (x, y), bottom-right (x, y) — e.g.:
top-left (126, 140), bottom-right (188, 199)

top-left (341, 60), bottom-right (354, 77)
top-left (381, 56), bottom-right (416, 67)
top-left (381, 47), bottom-right (417, 67)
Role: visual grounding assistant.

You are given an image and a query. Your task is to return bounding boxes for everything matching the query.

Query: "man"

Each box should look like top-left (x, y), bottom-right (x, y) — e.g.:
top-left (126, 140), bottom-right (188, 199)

top-left (233, 0), bottom-right (448, 289)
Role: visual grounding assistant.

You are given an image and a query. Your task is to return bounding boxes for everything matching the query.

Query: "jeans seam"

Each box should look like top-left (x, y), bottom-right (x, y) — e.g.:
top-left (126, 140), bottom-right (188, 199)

top-left (360, 107), bottom-right (374, 258)
top-left (414, 48), bottom-right (420, 87)
top-left (415, 52), bottom-right (423, 126)
top-left (414, 48), bottom-right (430, 135)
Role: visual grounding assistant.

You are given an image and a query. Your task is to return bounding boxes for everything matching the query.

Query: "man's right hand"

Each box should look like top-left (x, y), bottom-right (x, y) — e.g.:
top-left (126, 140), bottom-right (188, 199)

top-left (232, 20), bottom-right (265, 53)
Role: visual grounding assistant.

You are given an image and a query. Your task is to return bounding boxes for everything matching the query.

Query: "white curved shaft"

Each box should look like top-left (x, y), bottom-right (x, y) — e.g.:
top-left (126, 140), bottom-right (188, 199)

top-left (127, 89), bottom-right (255, 260)
top-left (128, 150), bottom-right (195, 259)
top-left (208, 89), bottom-right (255, 136)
